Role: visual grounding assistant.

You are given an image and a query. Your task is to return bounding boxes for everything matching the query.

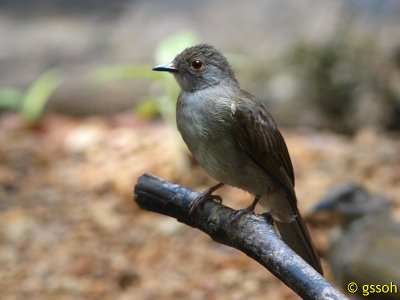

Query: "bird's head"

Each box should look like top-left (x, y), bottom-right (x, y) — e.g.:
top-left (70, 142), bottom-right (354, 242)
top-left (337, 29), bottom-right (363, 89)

top-left (153, 44), bottom-right (237, 92)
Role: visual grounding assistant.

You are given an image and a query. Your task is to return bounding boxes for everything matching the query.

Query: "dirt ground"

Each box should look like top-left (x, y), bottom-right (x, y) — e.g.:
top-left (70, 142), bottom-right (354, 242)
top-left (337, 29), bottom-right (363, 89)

top-left (0, 113), bottom-right (399, 300)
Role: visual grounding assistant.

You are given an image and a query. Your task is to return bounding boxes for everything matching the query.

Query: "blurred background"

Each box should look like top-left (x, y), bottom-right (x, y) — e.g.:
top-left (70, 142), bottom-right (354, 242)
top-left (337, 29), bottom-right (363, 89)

top-left (0, 0), bottom-right (399, 299)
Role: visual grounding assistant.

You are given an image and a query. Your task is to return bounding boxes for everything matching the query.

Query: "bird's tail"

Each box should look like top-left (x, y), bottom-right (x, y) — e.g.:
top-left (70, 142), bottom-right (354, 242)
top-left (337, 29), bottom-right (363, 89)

top-left (275, 208), bottom-right (323, 275)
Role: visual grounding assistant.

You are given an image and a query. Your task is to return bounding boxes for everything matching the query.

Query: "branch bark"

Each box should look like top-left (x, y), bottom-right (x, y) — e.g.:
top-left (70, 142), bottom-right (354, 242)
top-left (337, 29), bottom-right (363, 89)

top-left (134, 173), bottom-right (348, 300)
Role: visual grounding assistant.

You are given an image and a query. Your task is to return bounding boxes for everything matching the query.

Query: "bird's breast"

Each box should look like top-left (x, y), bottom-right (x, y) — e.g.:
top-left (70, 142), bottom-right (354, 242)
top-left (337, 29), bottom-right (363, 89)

top-left (177, 89), bottom-right (233, 145)
top-left (176, 89), bottom-right (237, 179)
top-left (176, 89), bottom-right (272, 194)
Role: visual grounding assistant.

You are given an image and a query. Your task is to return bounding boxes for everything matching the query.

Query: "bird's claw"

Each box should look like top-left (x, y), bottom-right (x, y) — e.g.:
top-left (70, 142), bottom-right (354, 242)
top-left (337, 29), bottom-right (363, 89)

top-left (231, 204), bottom-right (256, 219)
top-left (231, 196), bottom-right (260, 219)
top-left (188, 183), bottom-right (224, 214)
top-left (189, 191), bottom-right (222, 214)
top-left (211, 194), bottom-right (222, 203)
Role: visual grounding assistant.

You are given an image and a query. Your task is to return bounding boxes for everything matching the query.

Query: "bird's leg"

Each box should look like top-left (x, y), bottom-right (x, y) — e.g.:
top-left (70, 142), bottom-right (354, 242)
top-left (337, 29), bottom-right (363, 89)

top-left (245, 195), bottom-right (261, 212)
top-left (189, 182), bottom-right (224, 214)
top-left (231, 195), bottom-right (260, 218)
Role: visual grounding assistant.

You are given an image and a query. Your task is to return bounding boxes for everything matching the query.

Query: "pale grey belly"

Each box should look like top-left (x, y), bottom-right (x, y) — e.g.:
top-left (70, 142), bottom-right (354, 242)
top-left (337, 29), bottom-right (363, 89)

top-left (190, 131), bottom-right (275, 197)
top-left (176, 93), bottom-right (275, 197)
top-left (179, 119), bottom-right (291, 220)
top-left (175, 90), bottom-right (293, 220)
top-left (193, 135), bottom-right (293, 221)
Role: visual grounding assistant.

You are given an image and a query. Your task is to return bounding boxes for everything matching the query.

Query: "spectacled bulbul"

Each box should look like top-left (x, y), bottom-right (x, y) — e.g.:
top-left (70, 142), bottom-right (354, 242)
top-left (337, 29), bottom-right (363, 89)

top-left (153, 44), bottom-right (323, 274)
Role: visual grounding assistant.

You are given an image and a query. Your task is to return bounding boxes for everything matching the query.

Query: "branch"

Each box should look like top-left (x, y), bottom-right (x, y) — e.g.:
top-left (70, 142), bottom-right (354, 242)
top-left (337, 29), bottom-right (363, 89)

top-left (134, 173), bottom-right (348, 300)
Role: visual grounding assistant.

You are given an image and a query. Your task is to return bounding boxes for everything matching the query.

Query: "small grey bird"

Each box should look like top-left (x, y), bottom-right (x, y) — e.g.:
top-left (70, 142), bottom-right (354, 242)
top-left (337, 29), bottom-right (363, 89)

top-left (312, 183), bottom-right (400, 299)
top-left (153, 44), bottom-right (322, 274)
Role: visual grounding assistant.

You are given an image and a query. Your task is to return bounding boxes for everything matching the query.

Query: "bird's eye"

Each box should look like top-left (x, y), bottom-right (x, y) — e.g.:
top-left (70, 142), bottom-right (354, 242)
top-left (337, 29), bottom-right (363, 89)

top-left (190, 60), bottom-right (204, 71)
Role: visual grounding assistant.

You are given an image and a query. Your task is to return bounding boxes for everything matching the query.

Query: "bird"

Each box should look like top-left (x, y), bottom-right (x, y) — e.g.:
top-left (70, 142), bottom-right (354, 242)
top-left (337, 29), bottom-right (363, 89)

top-left (311, 182), bottom-right (400, 299)
top-left (152, 43), bottom-right (323, 274)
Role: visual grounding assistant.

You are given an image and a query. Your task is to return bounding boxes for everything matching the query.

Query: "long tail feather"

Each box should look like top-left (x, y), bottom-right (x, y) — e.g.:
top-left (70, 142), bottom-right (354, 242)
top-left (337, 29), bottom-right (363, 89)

top-left (275, 208), bottom-right (323, 274)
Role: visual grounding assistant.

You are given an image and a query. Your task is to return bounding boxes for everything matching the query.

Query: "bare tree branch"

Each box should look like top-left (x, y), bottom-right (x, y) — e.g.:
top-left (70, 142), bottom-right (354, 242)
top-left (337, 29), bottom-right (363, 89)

top-left (134, 173), bottom-right (348, 300)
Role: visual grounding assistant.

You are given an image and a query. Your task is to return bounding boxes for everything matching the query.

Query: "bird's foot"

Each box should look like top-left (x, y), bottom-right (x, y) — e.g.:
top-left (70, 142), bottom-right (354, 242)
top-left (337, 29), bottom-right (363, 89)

top-left (231, 195), bottom-right (260, 219)
top-left (189, 183), bottom-right (224, 214)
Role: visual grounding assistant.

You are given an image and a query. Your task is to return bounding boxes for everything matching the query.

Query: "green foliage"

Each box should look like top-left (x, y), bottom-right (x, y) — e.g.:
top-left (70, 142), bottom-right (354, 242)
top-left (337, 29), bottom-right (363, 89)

top-left (0, 70), bottom-right (61, 124)
top-left (0, 88), bottom-right (24, 110)
top-left (21, 70), bottom-right (61, 122)
top-left (154, 31), bottom-right (198, 65)
top-left (89, 31), bottom-right (199, 121)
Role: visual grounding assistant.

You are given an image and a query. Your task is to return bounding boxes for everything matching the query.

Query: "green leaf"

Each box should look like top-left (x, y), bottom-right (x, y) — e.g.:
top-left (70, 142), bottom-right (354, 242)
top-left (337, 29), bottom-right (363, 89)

top-left (155, 31), bottom-right (199, 64)
top-left (0, 88), bottom-right (24, 110)
top-left (21, 70), bottom-right (61, 123)
top-left (135, 97), bottom-right (160, 118)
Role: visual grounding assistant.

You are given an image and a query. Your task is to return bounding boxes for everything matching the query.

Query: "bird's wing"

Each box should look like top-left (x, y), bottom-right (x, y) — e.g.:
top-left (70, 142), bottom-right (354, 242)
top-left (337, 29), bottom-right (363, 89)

top-left (233, 90), bottom-right (296, 204)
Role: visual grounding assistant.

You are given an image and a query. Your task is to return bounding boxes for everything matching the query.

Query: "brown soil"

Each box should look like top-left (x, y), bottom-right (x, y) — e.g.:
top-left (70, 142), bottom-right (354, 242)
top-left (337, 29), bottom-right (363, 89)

top-left (1, 113), bottom-right (399, 300)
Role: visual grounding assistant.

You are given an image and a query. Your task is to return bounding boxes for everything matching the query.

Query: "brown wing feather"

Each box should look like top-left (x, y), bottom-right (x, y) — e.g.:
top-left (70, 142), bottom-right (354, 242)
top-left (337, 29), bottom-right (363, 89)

top-left (233, 90), bottom-right (296, 205)
top-left (233, 91), bottom-right (323, 274)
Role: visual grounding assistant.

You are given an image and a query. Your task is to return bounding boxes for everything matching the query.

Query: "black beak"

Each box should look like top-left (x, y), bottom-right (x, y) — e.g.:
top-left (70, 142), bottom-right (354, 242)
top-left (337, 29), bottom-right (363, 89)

top-left (152, 63), bottom-right (179, 73)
